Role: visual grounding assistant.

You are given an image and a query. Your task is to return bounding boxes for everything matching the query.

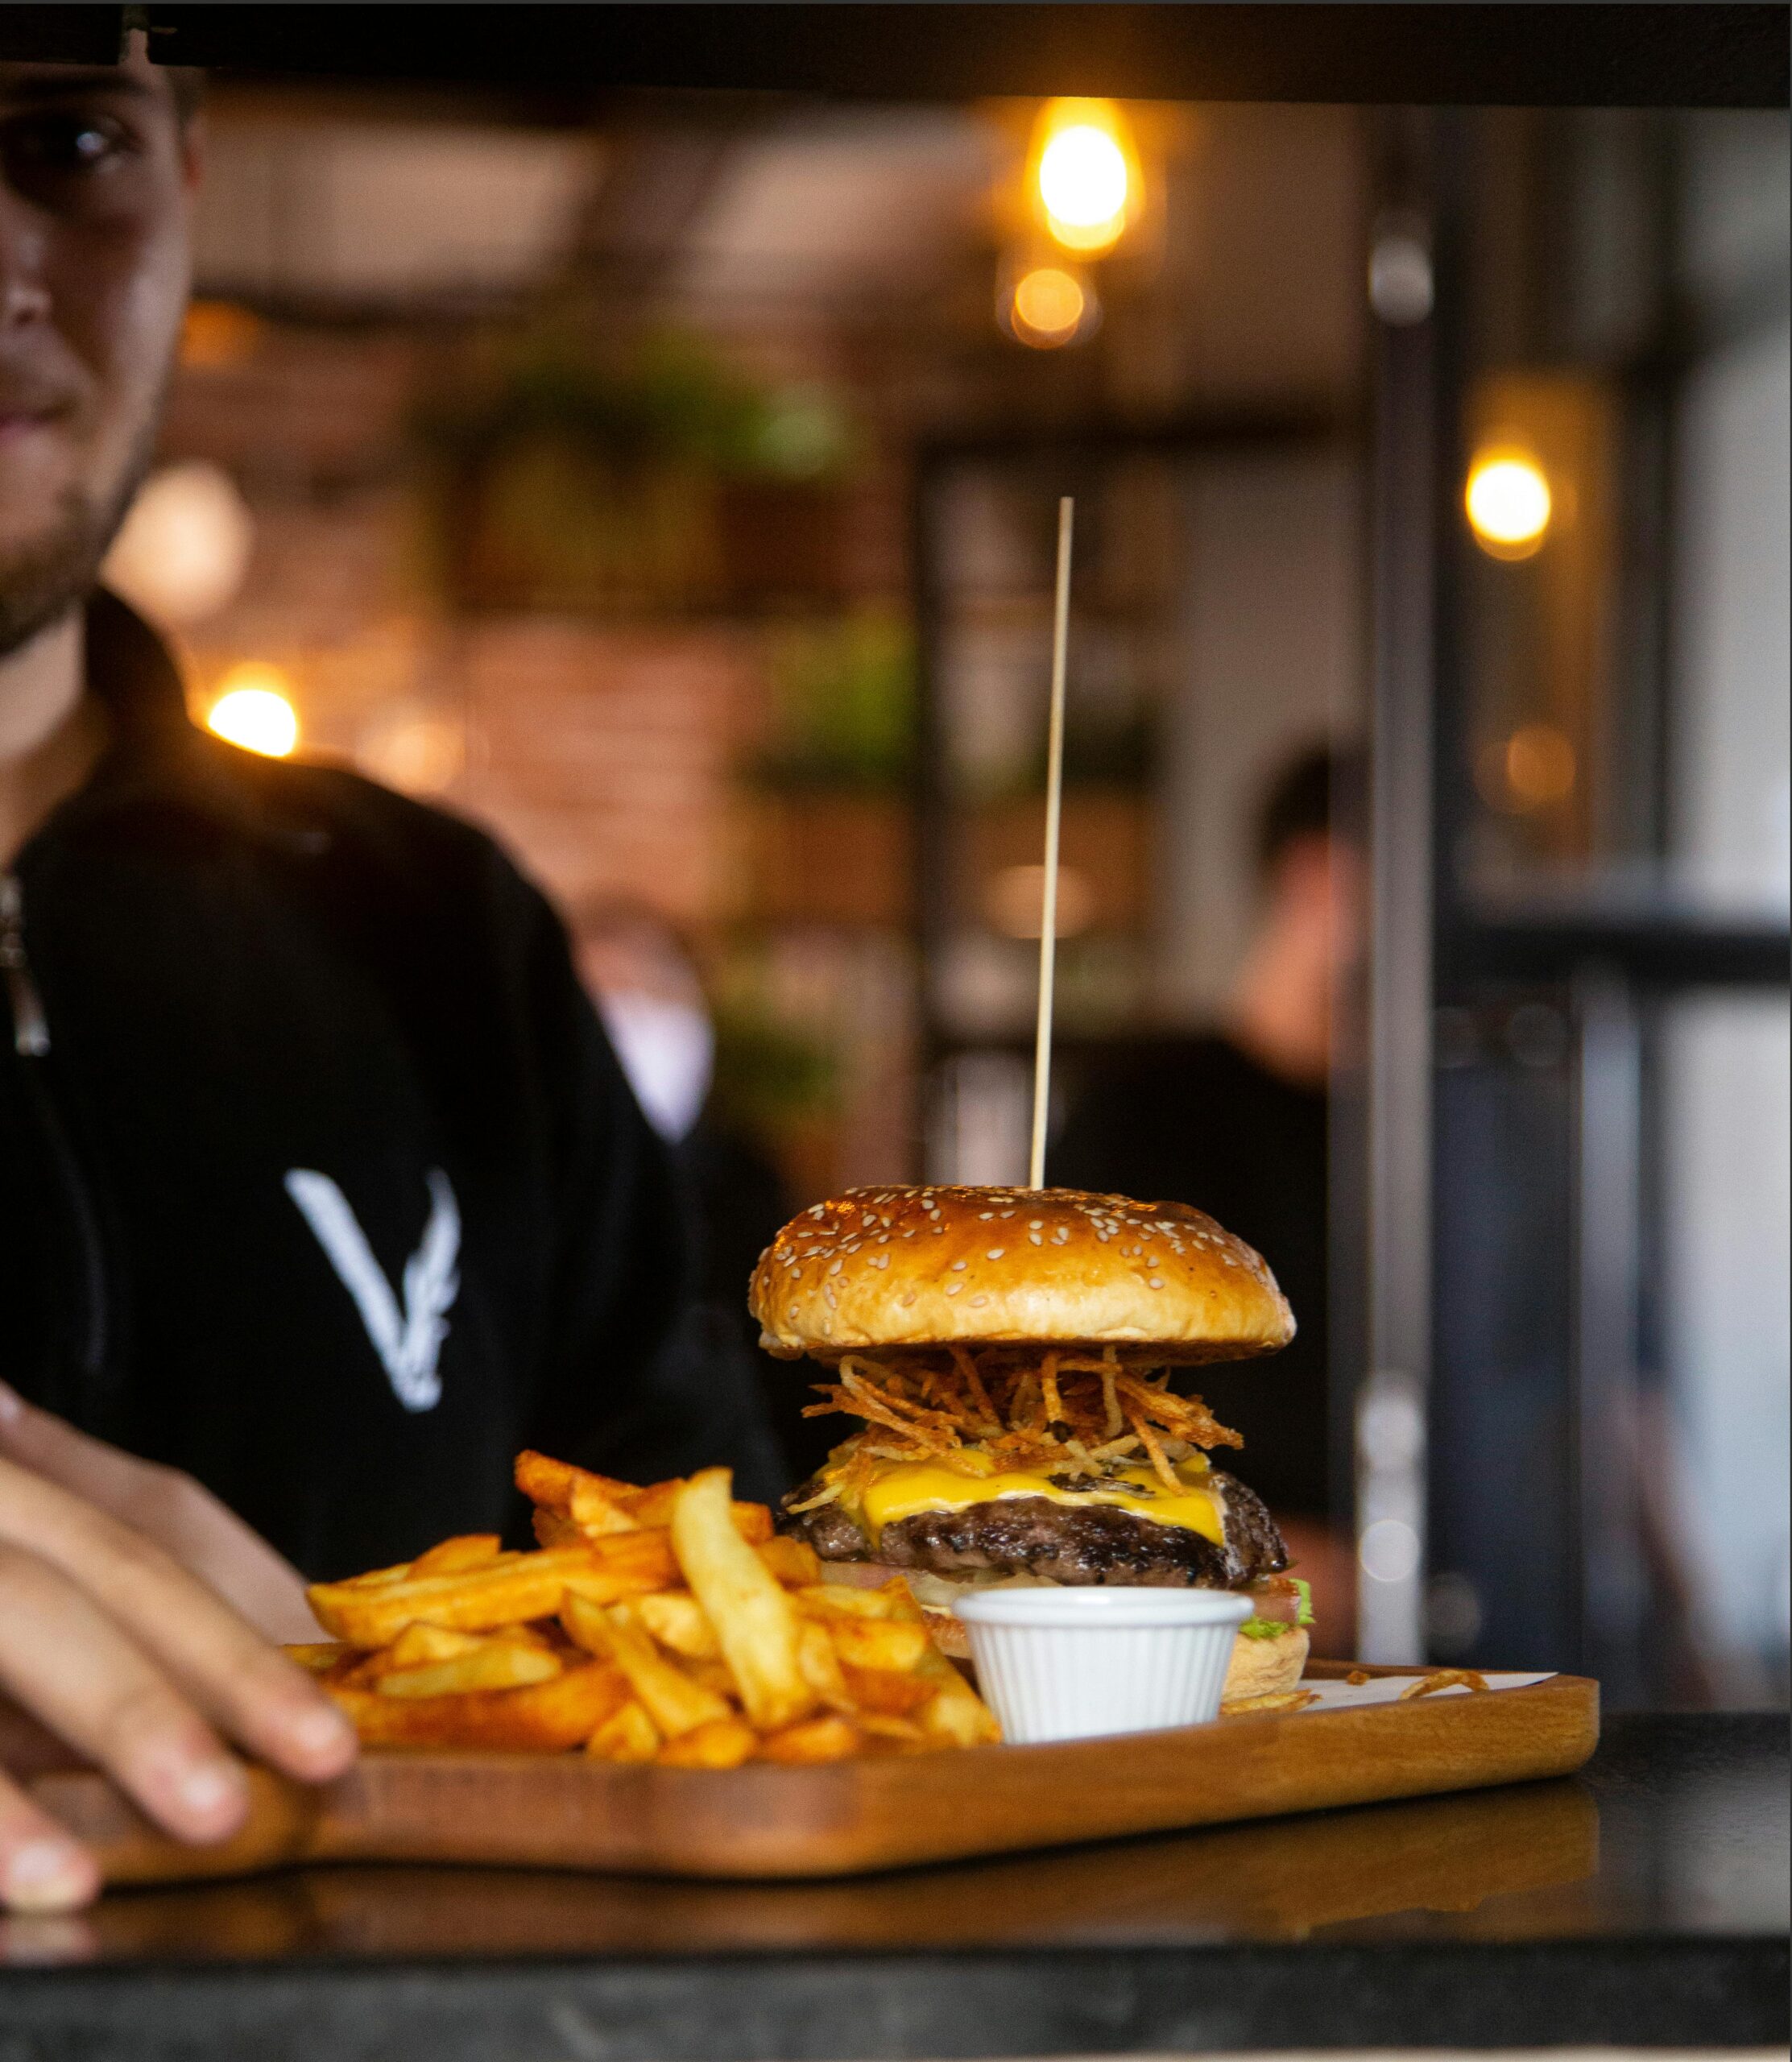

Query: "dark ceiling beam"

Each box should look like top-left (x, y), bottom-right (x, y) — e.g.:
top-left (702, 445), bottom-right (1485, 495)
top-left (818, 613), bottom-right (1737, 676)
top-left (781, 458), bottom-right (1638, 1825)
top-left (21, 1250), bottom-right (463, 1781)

top-left (6, 6), bottom-right (1782, 111)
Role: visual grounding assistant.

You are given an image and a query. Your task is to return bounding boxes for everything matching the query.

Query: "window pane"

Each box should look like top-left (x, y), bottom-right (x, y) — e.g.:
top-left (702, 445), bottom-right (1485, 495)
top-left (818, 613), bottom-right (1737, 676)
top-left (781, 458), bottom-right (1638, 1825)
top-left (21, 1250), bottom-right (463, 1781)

top-left (1660, 992), bottom-right (1791, 1696)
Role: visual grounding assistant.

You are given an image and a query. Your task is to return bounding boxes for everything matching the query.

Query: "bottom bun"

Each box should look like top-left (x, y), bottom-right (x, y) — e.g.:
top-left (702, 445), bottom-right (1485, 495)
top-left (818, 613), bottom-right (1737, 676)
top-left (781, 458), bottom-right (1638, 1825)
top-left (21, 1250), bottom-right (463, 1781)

top-left (1220, 1624), bottom-right (1309, 1700)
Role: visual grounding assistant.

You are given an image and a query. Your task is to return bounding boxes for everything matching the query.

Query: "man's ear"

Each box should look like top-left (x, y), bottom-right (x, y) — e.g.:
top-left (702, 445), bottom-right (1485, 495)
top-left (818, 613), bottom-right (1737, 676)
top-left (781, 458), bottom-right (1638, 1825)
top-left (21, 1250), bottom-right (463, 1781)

top-left (1272, 832), bottom-right (1335, 913)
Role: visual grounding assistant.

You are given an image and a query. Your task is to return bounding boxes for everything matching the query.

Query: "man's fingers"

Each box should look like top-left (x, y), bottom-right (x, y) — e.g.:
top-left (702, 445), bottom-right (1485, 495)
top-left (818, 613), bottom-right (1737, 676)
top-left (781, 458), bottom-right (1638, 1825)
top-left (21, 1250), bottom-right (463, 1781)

top-left (0, 1544), bottom-right (247, 1846)
top-left (0, 1385), bottom-right (142, 1513)
top-left (0, 1464), bottom-right (355, 1785)
top-left (0, 1387), bottom-right (320, 1643)
top-left (0, 1766), bottom-right (98, 1915)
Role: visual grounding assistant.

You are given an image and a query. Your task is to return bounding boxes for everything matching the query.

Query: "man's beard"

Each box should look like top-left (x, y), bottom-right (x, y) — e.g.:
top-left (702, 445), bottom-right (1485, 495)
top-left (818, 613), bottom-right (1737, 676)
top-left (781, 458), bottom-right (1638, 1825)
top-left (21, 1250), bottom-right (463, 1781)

top-left (0, 416), bottom-right (160, 660)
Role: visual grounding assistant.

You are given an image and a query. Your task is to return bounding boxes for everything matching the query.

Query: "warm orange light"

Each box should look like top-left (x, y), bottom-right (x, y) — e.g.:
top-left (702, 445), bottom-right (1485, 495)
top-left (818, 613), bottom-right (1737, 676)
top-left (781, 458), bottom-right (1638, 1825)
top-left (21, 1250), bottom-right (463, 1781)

top-left (1504, 723), bottom-right (1576, 807)
top-left (1465, 449), bottom-right (1552, 557)
top-left (1478, 723), bottom-right (1576, 813)
top-left (1031, 99), bottom-right (1138, 256)
top-left (207, 663), bottom-right (299, 758)
top-left (1008, 266), bottom-right (1091, 348)
top-left (180, 300), bottom-right (264, 370)
top-left (984, 863), bottom-right (1096, 940)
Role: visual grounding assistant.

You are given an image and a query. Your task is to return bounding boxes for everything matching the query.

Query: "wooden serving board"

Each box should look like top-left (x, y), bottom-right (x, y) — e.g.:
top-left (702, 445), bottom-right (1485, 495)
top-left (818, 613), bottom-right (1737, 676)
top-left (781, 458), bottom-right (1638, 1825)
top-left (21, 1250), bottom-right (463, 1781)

top-left (36, 1665), bottom-right (1597, 1891)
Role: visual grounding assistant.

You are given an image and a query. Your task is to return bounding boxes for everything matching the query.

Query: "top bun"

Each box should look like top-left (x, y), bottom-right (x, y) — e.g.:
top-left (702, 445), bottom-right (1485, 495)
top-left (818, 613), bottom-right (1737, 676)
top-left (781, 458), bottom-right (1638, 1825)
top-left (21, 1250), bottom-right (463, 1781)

top-left (750, 1185), bottom-right (1294, 1365)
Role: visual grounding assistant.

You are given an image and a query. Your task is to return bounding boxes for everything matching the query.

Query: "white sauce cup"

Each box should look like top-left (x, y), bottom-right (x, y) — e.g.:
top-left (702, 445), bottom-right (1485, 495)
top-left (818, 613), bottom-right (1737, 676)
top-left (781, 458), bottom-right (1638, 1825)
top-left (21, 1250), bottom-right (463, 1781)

top-left (953, 1587), bottom-right (1253, 1744)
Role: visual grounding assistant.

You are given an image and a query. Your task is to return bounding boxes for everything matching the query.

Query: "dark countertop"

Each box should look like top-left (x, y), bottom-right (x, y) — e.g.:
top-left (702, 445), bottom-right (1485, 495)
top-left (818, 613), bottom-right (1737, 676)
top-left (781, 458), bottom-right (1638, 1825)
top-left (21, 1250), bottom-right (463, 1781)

top-left (0, 1712), bottom-right (1783, 2061)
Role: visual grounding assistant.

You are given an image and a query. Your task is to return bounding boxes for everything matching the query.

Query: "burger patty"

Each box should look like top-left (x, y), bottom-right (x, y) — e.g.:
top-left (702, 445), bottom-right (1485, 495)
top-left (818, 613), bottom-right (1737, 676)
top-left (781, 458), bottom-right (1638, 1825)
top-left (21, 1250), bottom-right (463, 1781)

top-left (781, 1470), bottom-right (1287, 1589)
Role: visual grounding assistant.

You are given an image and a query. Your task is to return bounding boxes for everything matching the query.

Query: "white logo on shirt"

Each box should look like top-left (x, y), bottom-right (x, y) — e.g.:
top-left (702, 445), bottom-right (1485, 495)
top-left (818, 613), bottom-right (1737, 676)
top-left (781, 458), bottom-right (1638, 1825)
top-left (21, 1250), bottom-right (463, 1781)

top-left (283, 1168), bottom-right (460, 1412)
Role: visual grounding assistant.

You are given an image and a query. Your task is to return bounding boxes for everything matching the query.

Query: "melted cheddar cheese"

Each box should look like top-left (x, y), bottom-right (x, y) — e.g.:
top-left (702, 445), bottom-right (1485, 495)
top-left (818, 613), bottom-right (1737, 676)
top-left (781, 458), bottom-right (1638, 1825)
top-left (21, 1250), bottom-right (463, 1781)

top-left (847, 1453), bottom-right (1223, 1549)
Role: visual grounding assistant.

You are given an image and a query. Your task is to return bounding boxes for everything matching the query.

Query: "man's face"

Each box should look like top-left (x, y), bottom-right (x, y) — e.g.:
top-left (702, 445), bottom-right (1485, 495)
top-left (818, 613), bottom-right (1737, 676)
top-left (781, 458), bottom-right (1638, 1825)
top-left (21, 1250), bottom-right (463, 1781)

top-left (1276, 831), bottom-right (1368, 976)
top-left (0, 50), bottom-right (196, 656)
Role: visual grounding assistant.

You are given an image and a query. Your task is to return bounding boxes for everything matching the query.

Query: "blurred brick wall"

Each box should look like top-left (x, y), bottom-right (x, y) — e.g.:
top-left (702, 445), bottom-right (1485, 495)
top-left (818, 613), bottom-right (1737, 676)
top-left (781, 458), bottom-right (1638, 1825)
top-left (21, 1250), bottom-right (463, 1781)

top-left (160, 322), bottom-right (768, 933)
top-left (457, 619), bottom-right (758, 925)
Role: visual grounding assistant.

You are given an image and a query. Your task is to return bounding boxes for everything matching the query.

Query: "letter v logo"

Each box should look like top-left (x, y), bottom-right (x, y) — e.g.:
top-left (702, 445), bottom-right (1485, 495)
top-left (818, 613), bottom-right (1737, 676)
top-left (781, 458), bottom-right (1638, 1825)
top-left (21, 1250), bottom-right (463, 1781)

top-left (284, 1169), bottom-right (461, 1412)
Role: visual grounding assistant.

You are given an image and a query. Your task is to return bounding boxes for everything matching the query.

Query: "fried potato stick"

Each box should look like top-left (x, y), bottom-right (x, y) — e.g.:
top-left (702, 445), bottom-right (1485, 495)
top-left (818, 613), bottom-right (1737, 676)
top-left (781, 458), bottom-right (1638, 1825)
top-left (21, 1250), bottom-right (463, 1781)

top-left (326, 1660), bottom-right (629, 1750)
top-left (671, 1470), bottom-right (813, 1731)
top-left (561, 1591), bottom-right (733, 1739)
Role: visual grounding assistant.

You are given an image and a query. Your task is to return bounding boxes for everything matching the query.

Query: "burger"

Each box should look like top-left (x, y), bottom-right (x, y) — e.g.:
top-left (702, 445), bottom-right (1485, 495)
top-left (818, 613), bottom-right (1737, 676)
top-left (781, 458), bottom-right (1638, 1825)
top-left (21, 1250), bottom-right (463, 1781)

top-left (751, 1183), bottom-right (1313, 1700)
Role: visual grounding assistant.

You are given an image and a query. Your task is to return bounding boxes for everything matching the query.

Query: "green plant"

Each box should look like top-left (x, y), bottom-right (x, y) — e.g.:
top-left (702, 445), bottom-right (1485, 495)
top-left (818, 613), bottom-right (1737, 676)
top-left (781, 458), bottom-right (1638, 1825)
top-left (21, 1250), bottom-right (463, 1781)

top-left (415, 330), bottom-right (852, 482)
top-left (747, 611), bottom-right (916, 792)
top-left (707, 1001), bottom-right (840, 1142)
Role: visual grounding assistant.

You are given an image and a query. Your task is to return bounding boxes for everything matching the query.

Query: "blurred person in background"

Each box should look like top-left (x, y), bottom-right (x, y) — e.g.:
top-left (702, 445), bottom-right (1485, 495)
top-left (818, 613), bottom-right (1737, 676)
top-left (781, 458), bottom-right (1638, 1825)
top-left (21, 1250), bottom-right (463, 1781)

top-left (1053, 744), bottom-right (1364, 1646)
top-left (573, 901), bottom-right (820, 1489)
top-left (0, 47), bottom-right (776, 1909)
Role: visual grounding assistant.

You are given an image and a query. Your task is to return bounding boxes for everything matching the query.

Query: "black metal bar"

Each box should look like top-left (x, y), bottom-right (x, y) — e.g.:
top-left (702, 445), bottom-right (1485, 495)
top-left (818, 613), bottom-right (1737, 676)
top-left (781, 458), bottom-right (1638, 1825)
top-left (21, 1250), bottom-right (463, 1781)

top-left (135, 5), bottom-right (1790, 111)
top-left (917, 408), bottom-right (1347, 470)
top-left (1446, 913), bottom-right (1792, 989)
top-left (0, 6), bottom-right (123, 64)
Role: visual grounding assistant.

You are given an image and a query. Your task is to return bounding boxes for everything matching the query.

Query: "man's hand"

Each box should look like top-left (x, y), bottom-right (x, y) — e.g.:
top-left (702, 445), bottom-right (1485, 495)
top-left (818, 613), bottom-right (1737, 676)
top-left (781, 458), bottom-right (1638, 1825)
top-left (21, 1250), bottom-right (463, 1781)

top-left (0, 1385), bottom-right (320, 1643)
top-left (0, 1385), bottom-right (357, 1914)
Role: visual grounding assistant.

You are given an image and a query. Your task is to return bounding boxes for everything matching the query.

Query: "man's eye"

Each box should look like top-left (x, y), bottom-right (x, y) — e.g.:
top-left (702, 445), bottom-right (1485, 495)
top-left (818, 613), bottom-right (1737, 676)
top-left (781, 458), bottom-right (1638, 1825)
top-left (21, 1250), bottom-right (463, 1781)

top-left (2, 111), bottom-right (138, 194)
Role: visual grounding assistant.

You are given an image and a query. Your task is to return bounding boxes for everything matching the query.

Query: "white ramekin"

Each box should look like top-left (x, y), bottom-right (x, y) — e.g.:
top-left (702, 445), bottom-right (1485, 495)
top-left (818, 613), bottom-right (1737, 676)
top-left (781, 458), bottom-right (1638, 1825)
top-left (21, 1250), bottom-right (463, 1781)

top-left (953, 1587), bottom-right (1253, 1745)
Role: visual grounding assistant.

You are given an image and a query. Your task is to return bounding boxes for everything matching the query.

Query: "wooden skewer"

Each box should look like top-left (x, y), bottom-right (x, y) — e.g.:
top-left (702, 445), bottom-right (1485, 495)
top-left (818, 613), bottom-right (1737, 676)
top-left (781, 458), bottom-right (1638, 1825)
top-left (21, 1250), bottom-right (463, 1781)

top-left (1029, 495), bottom-right (1074, 1190)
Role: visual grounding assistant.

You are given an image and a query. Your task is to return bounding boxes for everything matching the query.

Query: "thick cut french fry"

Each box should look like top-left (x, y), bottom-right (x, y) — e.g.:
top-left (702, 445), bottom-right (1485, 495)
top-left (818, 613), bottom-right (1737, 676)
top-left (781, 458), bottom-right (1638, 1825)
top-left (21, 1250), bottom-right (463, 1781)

top-left (796, 1619), bottom-right (855, 1713)
top-left (561, 1591), bottom-right (733, 1738)
top-left (328, 1660), bottom-right (630, 1750)
top-left (408, 1534), bottom-right (503, 1578)
top-left (337, 1560), bottom-right (417, 1590)
top-left (569, 1476), bottom-right (639, 1537)
top-left (794, 1581), bottom-right (920, 1625)
top-left (656, 1717), bottom-right (758, 1769)
top-left (755, 1536), bottom-right (822, 1586)
top-left (856, 1712), bottom-right (929, 1744)
top-left (283, 1642), bottom-right (348, 1674)
top-left (635, 1591), bottom-right (718, 1659)
top-left (586, 1699), bottom-right (661, 1762)
top-left (684, 1656), bottom-right (739, 1700)
top-left (631, 1478), bottom-right (775, 1543)
top-left (376, 1643), bottom-right (562, 1699)
top-left (671, 1471), bottom-right (813, 1731)
top-left (913, 1650), bottom-right (1001, 1747)
top-left (839, 1660), bottom-right (935, 1715)
top-left (758, 1715), bottom-right (863, 1765)
top-left (309, 1543), bottom-right (635, 1646)
top-left (532, 1509), bottom-right (581, 1549)
top-left (559, 1529), bottom-right (680, 1602)
top-left (383, 1624), bottom-right (488, 1669)
top-left (515, 1450), bottom-right (639, 1514)
top-left (826, 1617), bottom-right (930, 1674)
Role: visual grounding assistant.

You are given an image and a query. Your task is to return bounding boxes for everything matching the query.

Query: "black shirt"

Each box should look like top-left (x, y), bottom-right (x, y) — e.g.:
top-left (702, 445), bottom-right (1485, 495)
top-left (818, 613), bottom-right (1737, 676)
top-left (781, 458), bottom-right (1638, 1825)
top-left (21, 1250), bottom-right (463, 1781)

top-left (1051, 1033), bottom-right (1331, 1518)
top-left (0, 594), bottom-right (781, 1575)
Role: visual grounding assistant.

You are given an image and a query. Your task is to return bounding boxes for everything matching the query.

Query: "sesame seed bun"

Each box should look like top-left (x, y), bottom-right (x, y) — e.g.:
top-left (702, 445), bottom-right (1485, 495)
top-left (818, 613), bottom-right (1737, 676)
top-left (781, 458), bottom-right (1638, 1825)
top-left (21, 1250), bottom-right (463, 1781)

top-left (750, 1185), bottom-right (1295, 1365)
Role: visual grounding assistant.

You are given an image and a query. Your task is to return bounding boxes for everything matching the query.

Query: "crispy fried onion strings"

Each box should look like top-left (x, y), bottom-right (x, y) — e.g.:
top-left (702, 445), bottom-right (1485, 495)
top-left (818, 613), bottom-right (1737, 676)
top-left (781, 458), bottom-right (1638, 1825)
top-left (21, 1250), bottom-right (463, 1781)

top-left (797, 1347), bottom-right (1241, 1493)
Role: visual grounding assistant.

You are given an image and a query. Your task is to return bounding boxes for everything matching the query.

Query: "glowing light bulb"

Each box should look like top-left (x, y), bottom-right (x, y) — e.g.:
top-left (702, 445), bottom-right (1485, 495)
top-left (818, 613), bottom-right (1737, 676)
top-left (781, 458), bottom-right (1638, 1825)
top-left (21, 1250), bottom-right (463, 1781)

top-left (1032, 99), bottom-right (1136, 255)
top-left (1008, 266), bottom-right (1090, 347)
top-left (101, 461), bottom-right (255, 627)
top-left (1465, 450), bottom-right (1552, 557)
top-left (207, 664), bottom-right (298, 758)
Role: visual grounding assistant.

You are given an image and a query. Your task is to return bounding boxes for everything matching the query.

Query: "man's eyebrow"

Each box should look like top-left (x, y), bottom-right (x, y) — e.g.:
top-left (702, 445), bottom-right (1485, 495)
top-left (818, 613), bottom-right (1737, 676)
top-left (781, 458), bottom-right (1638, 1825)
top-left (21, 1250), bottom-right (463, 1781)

top-left (0, 70), bottom-right (162, 107)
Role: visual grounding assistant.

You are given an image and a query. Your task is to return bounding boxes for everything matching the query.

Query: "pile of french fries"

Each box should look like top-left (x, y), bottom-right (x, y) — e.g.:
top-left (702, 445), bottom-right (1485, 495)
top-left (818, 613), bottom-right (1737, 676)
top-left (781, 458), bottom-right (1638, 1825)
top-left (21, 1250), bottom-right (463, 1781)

top-left (290, 1453), bottom-right (999, 1767)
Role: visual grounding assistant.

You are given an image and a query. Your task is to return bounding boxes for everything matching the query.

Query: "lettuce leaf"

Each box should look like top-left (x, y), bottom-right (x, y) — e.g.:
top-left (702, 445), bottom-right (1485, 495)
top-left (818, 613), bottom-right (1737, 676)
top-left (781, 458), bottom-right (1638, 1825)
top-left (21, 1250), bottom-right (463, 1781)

top-left (1238, 1578), bottom-right (1314, 1639)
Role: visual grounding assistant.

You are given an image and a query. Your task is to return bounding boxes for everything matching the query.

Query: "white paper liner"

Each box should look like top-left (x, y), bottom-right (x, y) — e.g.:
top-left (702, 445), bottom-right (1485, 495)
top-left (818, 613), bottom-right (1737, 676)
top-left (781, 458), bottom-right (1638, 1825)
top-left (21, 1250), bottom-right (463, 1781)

top-left (1289, 1671), bottom-right (1554, 1710)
